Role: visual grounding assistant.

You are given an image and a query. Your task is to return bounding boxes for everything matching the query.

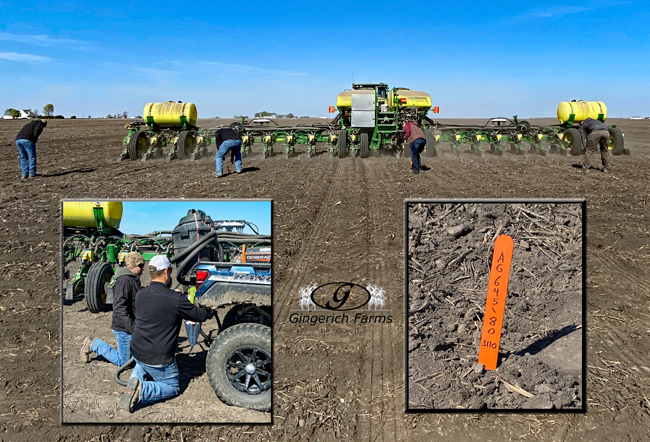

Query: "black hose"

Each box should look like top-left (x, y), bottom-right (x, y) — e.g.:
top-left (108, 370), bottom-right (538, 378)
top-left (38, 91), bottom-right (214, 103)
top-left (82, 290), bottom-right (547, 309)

top-left (200, 329), bottom-right (213, 346)
top-left (113, 356), bottom-right (135, 386)
top-left (244, 221), bottom-right (259, 235)
top-left (62, 234), bottom-right (91, 247)
top-left (174, 245), bottom-right (208, 284)
top-left (217, 233), bottom-right (272, 242)
top-left (143, 230), bottom-right (174, 236)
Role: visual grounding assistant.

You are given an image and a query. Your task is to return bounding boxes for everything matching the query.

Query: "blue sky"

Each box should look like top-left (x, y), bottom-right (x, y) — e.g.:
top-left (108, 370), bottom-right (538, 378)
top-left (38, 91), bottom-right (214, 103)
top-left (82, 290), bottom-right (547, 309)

top-left (119, 201), bottom-right (271, 235)
top-left (1, 1), bottom-right (648, 118)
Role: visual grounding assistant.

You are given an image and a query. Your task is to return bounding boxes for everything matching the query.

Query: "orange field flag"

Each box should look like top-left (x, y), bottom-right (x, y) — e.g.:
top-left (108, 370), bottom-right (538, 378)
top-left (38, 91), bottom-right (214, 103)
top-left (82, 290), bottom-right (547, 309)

top-left (478, 234), bottom-right (514, 370)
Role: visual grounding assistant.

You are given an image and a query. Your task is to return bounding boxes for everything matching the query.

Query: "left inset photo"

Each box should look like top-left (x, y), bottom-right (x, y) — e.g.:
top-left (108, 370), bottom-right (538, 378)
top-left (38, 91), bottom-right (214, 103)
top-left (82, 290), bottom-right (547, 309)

top-left (61, 200), bottom-right (272, 424)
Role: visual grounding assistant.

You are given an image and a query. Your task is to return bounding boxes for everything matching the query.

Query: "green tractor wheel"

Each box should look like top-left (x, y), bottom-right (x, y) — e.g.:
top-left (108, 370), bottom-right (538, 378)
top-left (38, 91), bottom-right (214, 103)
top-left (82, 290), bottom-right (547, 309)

top-left (127, 131), bottom-right (149, 160)
top-left (360, 133), bottom-right (369, 158)
top-left (177, 131), bottom-right (197, 160)
top-left (608, 127), bottom-right (624, 155)
top-left (563, 128), bottom-right (583, 156)
top-left (85, 262), bottom-right (114, 313)
top-left (338, 130), bottom-right (347, 158)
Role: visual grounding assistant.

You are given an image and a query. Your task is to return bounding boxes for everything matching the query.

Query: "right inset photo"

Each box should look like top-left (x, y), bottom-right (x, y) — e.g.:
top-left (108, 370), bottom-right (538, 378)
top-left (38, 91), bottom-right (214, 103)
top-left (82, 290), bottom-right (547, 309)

top-left (406, 200), bottom-right (585, 411)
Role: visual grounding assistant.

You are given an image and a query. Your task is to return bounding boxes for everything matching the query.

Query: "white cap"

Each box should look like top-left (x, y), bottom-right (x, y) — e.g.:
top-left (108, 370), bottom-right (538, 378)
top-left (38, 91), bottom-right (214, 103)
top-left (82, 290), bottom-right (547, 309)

top-left (149, 255), bottom-right (171, 271)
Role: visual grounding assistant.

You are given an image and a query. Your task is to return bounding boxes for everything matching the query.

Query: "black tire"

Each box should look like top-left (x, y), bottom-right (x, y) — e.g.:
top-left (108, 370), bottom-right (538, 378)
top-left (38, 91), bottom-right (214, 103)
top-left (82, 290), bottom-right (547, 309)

top-left (360, 133), bottom-right (369, 158)
top-left (517, 120), bottom-right (531, 133)
top-left (424, 129), bottom-right (437, 157)
top-left (608, 127), bottom-right (624, 155)
top-left (206, 323), bottom-right (271, 412)
top-left (85, 262), bottom-right (114, 313)
top-left (177, 131), bottom-right (196, 160)
top-left (127, 131), bottom-right (148, 160)
top-left (563, 128), bottom-right (583, 156)
top-left (338, 130), bottom-right (347, 158)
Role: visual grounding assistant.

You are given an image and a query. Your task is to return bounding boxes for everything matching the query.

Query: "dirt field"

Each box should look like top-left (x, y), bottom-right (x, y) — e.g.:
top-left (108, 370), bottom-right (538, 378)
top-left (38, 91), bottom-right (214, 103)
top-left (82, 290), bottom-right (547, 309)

top-left (1, 117), bottom-right (649, 441)
top-left (407, 202), bottom-right (583, 410)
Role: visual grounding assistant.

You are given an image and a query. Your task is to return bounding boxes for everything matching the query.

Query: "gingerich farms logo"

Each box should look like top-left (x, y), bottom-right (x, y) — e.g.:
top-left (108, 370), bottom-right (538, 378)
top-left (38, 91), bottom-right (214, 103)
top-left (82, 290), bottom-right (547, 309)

top-left (290, 282), bottom-right (393, 329)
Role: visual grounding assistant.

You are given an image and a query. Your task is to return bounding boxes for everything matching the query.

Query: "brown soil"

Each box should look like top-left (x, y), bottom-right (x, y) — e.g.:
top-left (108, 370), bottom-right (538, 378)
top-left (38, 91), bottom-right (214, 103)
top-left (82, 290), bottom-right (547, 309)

top-left (407, 202), bottom-right (583, 410)
top-left (0, 117), bottom-right (649, 441)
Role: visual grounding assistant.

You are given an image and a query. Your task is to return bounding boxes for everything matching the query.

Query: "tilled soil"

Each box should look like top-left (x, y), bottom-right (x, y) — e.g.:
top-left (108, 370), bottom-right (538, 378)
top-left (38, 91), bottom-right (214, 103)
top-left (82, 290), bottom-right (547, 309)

top-left (407, 202), bottom-right (583, 410)
top-left (1, 117), bottom-right (649, 441)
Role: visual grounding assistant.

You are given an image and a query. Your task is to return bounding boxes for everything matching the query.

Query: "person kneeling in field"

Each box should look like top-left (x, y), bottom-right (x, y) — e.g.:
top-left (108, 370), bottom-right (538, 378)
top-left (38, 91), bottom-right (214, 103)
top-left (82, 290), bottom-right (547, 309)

top-left (80, 252), bottom-right (144, 366)
top-left (119, 255), bottom-right (213, 413)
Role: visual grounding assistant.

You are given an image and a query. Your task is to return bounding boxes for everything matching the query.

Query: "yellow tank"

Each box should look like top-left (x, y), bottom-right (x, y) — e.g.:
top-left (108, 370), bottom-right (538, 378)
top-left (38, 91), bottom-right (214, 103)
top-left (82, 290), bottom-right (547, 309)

top-left (336, 88), bottom-right (432, 110)
top-left (336, 89), bottom-right (375, 109)
top-left (143, 102), bottom-right (197, 127)
top-left (388, 89), bottom-right (432, 110)
top-left (63, 202), bottom-right (123, 229)
top-left (557, 101), bottom-right (607, 124)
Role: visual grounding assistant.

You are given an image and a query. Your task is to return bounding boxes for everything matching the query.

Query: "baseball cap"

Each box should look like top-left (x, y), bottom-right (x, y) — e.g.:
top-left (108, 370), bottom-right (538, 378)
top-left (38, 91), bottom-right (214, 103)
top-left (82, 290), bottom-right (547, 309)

top-left (149, 255), bottom-right (171, 271)
top-left (124, 252), bottom-right (144, 269)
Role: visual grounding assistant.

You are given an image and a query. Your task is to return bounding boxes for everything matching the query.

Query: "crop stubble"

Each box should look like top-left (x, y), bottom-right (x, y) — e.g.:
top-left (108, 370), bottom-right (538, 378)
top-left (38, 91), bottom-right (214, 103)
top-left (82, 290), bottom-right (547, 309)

top-left (0, 118), bottom-right (649, 441)
top-left (407, 202), bottom-right (583, 410)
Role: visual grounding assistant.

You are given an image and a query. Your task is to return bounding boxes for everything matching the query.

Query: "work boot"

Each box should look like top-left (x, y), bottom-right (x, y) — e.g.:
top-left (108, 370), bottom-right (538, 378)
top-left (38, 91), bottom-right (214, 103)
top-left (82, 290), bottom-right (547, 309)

top-left (80, 336), bottom-right (93, 363)
top-left (602, 166), bottom-right (610, 173)
top-left (119, 377), bottom-right (141, 413)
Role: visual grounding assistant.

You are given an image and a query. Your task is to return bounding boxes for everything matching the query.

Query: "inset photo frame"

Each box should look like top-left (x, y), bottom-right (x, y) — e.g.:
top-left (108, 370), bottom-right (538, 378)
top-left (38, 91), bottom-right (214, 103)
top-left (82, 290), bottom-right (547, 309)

top-left (405, 199), bottom-right (585, 412)
top-left (61, 200), bottom-right (272, 423)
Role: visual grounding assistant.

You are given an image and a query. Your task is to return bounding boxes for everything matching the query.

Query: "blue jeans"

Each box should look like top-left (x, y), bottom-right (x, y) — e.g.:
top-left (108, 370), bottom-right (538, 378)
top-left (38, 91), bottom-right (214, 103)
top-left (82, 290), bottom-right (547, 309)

top-left (15, 139), bottom-right (37, 177)
top-left (130, 359), bottom-right (180, 405)
top-left (410, 138), bottom-right (426, 171)
top-left (91, 330), bottom-right (131, 367)
top-left (216, 139), bottom-right (242, 175)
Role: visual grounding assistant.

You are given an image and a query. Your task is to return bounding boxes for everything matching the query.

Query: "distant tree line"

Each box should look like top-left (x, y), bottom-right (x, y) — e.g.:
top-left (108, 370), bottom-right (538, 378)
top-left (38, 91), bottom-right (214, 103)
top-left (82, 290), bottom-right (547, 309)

top-left (254, 111), bottom-right (296, 118)
top-left (106, 111), bottom-right (129, 119)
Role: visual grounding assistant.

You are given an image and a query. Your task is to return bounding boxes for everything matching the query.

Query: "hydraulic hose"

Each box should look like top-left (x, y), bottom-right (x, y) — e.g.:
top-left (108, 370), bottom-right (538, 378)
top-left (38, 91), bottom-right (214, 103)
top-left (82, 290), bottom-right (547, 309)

top-left (113, 357), bottom-right (135, 386)
top-left (143, 230), bottom-right (174, 236)
top-left (200, 329), bottom-right (213, 346)
top-left (174, 244), bottom-right (210, 285)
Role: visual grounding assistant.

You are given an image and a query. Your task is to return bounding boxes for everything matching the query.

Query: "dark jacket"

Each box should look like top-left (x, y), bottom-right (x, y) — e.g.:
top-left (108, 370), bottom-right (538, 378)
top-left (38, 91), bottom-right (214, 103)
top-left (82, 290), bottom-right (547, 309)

top-left (15, 120), bottom-right (47, 143)
top-left (215, 128), bottom-right (241, 148)
top-left (580, 118), bottom-right (608, 139)
top-left (130, 281), bottom-right (212, 366)
top-left (111, 267), bottom-right (141, 334)
top-left (404, 122), bottom-right (426, 145)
